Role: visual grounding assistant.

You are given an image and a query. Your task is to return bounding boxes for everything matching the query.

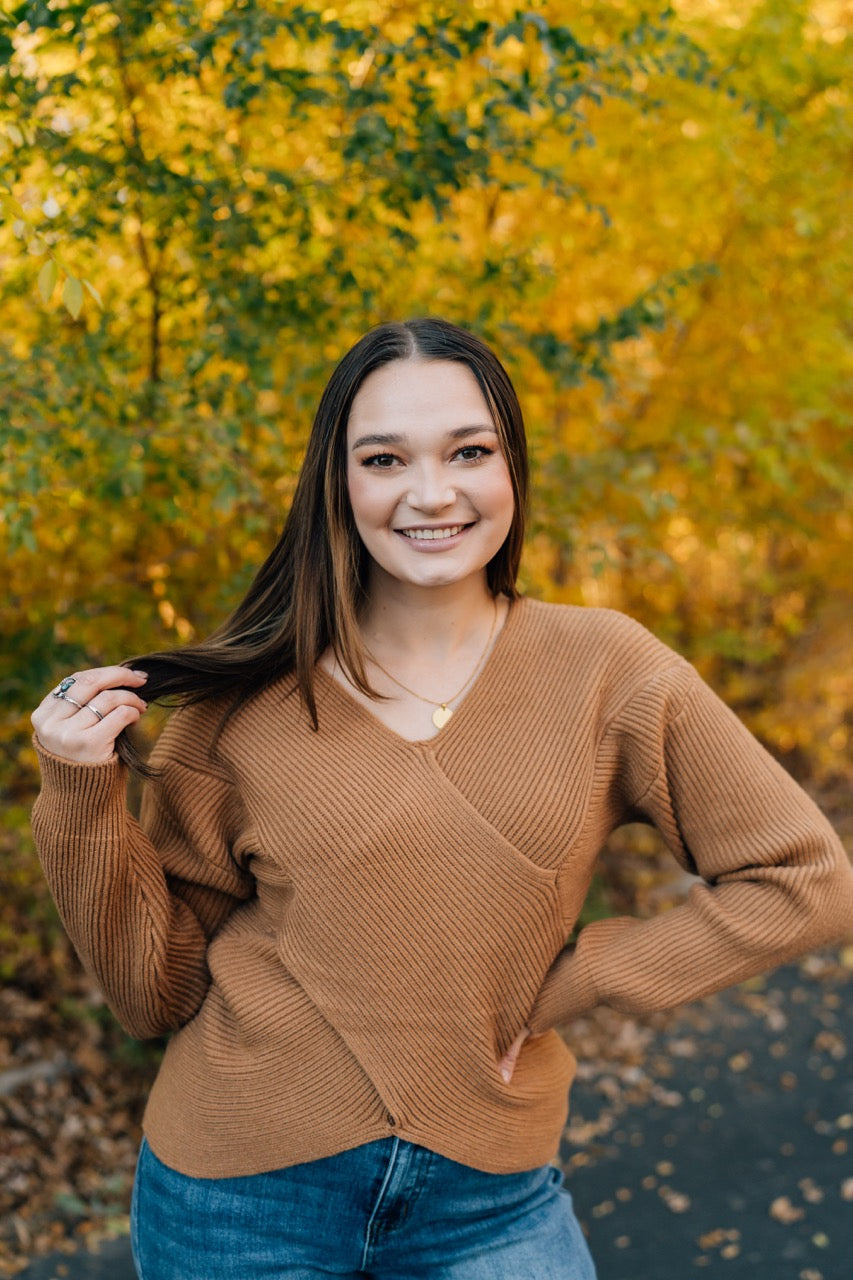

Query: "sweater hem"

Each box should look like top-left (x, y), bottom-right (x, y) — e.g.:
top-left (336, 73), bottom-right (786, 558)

top-left (141, 1113), bottom-right (566, 1179)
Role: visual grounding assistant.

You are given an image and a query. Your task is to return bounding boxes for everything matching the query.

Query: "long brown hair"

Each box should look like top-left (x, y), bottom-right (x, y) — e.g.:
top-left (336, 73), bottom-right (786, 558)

top-left (117, 317), bottom-right (529, 773)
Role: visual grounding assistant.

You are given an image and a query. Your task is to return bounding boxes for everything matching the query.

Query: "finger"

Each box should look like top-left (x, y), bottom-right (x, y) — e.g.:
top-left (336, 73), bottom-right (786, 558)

top-left (80, 688), bottom-right (148, 719)
top-left (37, 666), bottom-right (148, 712)
top-left (509, 1029), bottom-right (529, 1055)
top-left (32, 690), bottom-right (98, 735)
top-left (499, 1030), bottom-right (529, 1082)
top-left (83, 702), bottom-right (145, 737)
top-left (52, 666), bottom-right (148, 699)
top-left (34, 691), bottom-right (86, 724)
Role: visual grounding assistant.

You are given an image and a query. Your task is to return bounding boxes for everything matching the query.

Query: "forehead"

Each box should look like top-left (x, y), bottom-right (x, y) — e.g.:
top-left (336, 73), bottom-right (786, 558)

top-left (346, 359), bottom-right (492, 437)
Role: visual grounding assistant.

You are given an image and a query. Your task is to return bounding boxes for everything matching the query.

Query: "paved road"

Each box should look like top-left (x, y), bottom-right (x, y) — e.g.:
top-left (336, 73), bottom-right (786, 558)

top-left (563, 960), bottom-right (851, 1279)
top-left (18, 958), bottom-right (850, 1280)
top-left (18, 1238), bottom-right (135, 1280)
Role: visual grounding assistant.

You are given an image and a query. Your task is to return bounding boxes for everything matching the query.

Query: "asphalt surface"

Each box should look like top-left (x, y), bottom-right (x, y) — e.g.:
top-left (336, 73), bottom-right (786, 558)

top-left (562, 959), bottom-right (851, 1279)
top-left (18, 957), bottom-right (851, 1280)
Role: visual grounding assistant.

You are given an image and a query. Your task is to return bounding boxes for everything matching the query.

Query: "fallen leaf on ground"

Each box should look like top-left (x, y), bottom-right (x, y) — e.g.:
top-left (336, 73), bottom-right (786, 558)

top-left (769, 1195), bottom-right (805, 1224)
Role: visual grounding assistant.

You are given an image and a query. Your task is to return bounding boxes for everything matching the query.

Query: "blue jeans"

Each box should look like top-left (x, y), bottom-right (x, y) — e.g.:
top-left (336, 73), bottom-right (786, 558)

top-left (131, 1135), bottom-right (597, 1279)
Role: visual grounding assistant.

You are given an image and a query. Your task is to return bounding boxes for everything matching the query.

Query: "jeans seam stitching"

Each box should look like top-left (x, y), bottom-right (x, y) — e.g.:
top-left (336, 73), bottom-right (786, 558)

top-left (360, 1136), bottom-right (400, 1270)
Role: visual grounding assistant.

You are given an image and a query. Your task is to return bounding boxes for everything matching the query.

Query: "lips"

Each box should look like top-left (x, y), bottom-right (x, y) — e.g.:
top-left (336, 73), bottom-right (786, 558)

top-left (398, 524), bottom-right (471, 541)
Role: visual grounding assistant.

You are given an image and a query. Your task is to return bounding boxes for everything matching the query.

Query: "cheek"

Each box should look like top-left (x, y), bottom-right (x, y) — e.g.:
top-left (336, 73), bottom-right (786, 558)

top-left (484, 463), bottom-right (516, 535)
top-left (346, 466), bottom-right (380, 528)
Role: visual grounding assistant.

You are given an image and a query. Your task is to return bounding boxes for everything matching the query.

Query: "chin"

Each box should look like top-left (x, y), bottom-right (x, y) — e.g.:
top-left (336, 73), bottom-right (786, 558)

top-left (402, 566), bottom-right (483, 590)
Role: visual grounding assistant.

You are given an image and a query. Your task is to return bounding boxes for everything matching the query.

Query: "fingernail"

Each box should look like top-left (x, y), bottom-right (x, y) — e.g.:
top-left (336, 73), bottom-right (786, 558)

top-left (501, 1069), bottom-right (511, 1083)
top-left (132, 671), bottom-right (148, 680)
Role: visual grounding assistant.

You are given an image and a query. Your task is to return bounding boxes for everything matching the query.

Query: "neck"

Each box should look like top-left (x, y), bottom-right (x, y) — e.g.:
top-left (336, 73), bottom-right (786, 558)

top-left (359, 574), bottom-right (499, 660)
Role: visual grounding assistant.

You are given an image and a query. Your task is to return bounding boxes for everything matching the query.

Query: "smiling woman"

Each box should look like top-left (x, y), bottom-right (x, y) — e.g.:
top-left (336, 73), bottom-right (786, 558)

top-left (338, 359), bottom-right (516, 736)
top-left (346, 361), bottom-right (514, 588)
top-left (29, 319), bottom-right (853, 1280)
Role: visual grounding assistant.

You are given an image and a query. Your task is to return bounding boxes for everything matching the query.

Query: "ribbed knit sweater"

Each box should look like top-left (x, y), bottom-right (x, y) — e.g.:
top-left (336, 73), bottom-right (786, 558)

top-left (31, 600), bottom-right (853, 1177)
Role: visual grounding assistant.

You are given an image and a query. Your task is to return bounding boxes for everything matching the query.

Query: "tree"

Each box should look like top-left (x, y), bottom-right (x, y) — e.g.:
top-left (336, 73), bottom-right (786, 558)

top-left (1, 0), bottom-right (849, 802)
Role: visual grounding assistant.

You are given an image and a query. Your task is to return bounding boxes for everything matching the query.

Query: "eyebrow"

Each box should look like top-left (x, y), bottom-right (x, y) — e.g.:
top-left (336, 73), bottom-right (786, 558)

top-left (350, 424), bottom-right (498, 450)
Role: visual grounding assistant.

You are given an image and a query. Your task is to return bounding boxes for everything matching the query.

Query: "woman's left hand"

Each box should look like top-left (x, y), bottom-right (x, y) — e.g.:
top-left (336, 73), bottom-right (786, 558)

top-left (498, 1026), bottom-right (547, 1083)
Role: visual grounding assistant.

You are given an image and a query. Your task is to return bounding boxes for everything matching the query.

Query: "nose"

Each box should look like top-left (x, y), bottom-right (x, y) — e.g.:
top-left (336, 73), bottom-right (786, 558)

top-left (406, 463), bottom-right (455, 513)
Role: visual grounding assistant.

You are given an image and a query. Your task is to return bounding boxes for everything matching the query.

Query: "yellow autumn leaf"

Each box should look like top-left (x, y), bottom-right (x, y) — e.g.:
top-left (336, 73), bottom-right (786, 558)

top-left (62, 276), bottom-right (84, 318)
top-left (38, 258), bottom-right (58, 303)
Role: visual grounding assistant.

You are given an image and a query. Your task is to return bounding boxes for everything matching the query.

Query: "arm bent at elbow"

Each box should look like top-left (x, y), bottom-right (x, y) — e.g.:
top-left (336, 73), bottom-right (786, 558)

top-left (528, 668), bottom-right (853, 1033)
top-left (31, 712), bottom-right (255, 1039)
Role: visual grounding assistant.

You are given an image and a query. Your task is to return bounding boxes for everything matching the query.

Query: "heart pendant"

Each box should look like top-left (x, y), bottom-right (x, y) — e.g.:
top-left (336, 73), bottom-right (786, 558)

top-left (432, 705), bottom-right (453, 730)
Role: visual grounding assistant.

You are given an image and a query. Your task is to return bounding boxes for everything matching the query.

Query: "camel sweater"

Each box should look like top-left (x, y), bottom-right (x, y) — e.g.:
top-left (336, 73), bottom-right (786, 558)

top-left (31, 599), bottom-right (853, 1177)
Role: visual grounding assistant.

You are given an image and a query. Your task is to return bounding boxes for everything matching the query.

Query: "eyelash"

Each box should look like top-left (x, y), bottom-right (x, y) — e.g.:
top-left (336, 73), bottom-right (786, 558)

top-left (360, 445), bottom-right (495, 469)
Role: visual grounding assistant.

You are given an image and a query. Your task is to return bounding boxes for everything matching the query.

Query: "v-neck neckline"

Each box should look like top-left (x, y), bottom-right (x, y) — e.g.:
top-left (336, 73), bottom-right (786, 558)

top-left (315, 595), bottom-right (526, 750)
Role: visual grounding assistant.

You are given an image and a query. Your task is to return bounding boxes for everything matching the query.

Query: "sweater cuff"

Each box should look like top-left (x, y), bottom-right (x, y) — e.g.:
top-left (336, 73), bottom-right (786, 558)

top-left (526, 942), bottom-right (600, 1033)
top-left (33, 737), bottom-right (128, 842)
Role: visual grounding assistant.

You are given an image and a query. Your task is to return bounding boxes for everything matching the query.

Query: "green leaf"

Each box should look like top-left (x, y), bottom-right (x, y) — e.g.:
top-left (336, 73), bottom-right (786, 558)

top-left (38, 259), bottom-right (58, 303)
top-left (83, 279), bottom-right (103, 308)
top-left (63, 276), bottom-right (84, 318)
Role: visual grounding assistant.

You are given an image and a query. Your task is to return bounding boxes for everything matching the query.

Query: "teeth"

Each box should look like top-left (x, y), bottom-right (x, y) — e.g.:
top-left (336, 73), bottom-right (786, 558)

top-left (401, 525), bottom-right (465, 541)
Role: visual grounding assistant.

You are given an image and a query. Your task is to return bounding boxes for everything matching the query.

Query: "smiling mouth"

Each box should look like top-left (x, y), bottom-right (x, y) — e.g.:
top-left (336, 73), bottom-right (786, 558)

top-left (397, 524), bottom-right (472, 541)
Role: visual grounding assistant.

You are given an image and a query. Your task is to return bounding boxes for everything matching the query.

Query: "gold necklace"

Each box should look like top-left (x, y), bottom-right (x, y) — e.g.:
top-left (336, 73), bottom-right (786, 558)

top-left (367, 601), bottom-right (499, 730)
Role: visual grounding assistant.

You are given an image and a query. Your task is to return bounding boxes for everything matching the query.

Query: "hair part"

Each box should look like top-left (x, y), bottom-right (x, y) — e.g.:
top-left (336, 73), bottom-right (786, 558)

top-left (116, 318), bottom-right (529, 775)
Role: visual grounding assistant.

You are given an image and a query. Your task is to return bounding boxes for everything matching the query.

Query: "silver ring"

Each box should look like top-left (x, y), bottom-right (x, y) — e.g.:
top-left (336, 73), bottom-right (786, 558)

top-left (52, 676), bottom-right (77, 698)
top-left (60, 695), bottom-right (86, 712)
top-left (86, 703), bottom-right (105, 722)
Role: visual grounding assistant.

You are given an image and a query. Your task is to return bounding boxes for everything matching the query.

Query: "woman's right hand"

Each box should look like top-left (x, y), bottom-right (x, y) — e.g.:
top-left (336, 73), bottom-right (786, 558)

top-left (31, 666), bottom-right (149, 765)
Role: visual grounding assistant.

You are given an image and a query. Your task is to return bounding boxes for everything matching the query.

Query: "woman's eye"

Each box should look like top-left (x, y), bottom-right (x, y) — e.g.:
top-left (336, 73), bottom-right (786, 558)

top-left (456, 445), bottom-right (493, 462)
top-left (362, 453), bottom-right (398, 468)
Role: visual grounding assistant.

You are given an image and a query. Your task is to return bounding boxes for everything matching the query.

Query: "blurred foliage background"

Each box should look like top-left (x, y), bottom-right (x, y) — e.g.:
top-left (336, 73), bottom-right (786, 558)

top-left (1, 0), bottom-right (851, 992)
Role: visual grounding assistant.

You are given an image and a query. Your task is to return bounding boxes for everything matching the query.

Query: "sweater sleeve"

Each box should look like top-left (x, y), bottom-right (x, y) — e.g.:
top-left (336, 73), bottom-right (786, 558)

top-left (526, 663), bottom-right (853, 1032)
top-left (30, 711), bottom-right (255, 1039)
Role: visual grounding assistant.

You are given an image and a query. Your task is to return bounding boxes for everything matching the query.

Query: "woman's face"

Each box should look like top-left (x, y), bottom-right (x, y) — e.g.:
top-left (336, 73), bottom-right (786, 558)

top-left (346, 358), bottom-right (515, 594)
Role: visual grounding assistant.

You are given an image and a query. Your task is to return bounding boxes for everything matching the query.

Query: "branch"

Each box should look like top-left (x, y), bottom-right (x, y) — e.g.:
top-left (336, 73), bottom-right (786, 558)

top-left (111, 21), bottom-right (163, 389)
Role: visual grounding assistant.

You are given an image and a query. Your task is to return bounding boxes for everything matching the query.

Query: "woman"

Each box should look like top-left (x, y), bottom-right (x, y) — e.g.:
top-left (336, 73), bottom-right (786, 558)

top-left (31, 318), bottom-right (853, 1280)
